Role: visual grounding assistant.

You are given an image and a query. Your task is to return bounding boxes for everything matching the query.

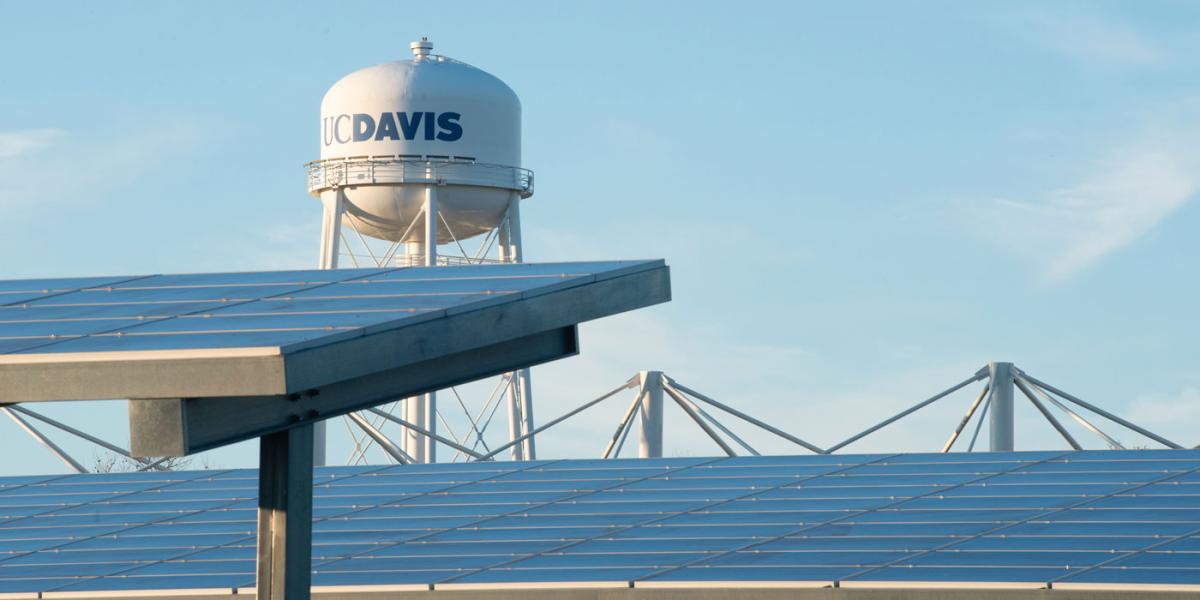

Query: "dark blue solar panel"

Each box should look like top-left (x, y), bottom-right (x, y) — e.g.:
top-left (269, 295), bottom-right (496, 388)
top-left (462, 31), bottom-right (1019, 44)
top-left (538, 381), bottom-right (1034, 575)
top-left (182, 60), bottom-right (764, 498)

top-left (0, 450), bottom-right (1197, 594)
top-left (0, 261), bottom-right (658, 356)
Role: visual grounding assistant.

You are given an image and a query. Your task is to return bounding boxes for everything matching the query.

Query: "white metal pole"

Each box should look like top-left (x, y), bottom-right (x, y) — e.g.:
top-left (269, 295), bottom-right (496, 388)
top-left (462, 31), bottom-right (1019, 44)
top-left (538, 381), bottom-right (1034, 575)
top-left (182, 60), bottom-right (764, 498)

top-left (496, 205), bottom-right (524, 460)
top-left (403, 395), bottom-right (424, 463)
top-left (504, 192), bottom-right (524, 262)
top-left (516, 370), bottom-right (534, 460)
top-left (497, 203), bottom-right (512, 263)
top-left (422, 183), bottom-right (438, 463)
top-left (504, 378), bottom-right (524, 461)
top-left (1, 407), bottom-right (88, 473)
top-left (638, 371), bottom-right (664, 458)
top-left (317, 190), bottom-right (343, 270)
top-left (503, 195), bottom-right (537, 460)
top-left (312, 189), bottom-right (344, 467)
top-left (989, 362), bottom-right (1015, 452)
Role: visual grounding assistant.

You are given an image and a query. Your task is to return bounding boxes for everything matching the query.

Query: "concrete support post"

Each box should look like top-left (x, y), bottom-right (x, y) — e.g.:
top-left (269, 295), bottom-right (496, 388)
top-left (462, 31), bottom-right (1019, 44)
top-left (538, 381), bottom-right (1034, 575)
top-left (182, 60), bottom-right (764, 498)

top-left (256, 424), bottom-right (313, 600)
top-left (989, 361), bottom-right (1015, 452)
top-left (638, 371), bottom-right (664, 458)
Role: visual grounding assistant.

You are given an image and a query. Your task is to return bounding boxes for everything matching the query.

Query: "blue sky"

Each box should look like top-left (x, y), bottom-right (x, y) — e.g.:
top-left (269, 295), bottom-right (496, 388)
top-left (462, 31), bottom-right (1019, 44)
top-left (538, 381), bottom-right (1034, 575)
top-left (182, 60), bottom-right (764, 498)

top-left (2, 1), bottom-right (1199, 473)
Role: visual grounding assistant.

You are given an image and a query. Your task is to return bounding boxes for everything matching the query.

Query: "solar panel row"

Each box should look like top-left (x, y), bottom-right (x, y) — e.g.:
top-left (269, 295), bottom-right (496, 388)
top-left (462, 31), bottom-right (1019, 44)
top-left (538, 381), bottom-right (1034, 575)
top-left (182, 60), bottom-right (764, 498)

top-left (0, 450), bottom-right (1197, 593)
top-left (0, 261), bottom-right (654, 355)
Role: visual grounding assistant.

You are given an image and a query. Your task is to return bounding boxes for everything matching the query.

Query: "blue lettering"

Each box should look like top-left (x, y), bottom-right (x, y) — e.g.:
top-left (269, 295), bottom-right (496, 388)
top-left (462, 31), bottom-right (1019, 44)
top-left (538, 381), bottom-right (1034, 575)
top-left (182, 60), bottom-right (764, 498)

top-left (375, 112), bottom-right (399, 141)
top-left (423, 112), bottom-right (436, 140)
top-left (398, 112), bottom-right (422, 140)
top-left (326, 112), bottom-right (461, 144)
top-left (352, 114), bottom-right (376, 142)
top-left (436, 112), bottom-right (462, 141)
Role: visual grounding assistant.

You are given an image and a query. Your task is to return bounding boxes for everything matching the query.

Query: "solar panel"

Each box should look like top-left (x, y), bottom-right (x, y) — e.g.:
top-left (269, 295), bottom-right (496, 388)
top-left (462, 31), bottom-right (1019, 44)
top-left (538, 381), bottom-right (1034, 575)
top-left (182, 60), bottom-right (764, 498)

top-left (0, 260), bottom-right (670, 457)
top-left (0, 450), bottom-right (1196, 594)
top-left (0, 261), bottom-right (655, 357)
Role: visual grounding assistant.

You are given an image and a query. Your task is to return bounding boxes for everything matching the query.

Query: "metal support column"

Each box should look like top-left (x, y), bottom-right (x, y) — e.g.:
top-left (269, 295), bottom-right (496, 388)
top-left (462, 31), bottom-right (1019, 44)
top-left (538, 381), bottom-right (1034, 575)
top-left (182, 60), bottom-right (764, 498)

top-left (402, 396), bottom-right (425, 463)
top-left (638, 370), bottom-right (664, 458)
top-left (509, 196), bottom-right (535, 460)
top-left (317, 189), bottom-right (343, 270)
top-left (312, 188), bottom-right (343, 467)
top-left (422, 183), bottom-right (438, 463)
top-left (515, 368), bottom-right (534, 460)
top-left (498, 194), bottom-right (535, 460)
top-left (989, 361), bottom-right (1015, 452)
top-left (498, 219), bottom-right (522, 461)
top-left (504, 377), bottom-right (524, 461)
top-left (398, 184), bottom-right (439, 464)
top-left (256, 424), bottom-right (313, 600)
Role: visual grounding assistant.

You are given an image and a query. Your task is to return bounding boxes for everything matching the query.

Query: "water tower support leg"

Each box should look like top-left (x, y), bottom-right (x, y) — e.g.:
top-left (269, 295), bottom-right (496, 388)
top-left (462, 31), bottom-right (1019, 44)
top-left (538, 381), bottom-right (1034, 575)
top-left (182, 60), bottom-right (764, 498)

top-left (516, 369), bottom-right (535, 459)
top-left (638, 371), bottom-right (664, 458)
top-left (505, 378), bottom-right (524, 461)
top-left (313, 189), bottom-right (344, 467)
top-left (413, 185), bottom-right (439, 463)
top-left (256, 424), bottom-right (313, 600)
top-left (404, 397), bottom-right (425, 463)
top-left (504, 195), bottom-right (537, 460)
top-left (318, 190), bottom-right (343, 270)
top-left (497, 199), bottom-right (532, 460)
top-left (504, 193), bottom-right (523, 262)
top-left (989, 362), bottom-right (1015, 452)
top-left (423, 392), bottom-right (436, 463)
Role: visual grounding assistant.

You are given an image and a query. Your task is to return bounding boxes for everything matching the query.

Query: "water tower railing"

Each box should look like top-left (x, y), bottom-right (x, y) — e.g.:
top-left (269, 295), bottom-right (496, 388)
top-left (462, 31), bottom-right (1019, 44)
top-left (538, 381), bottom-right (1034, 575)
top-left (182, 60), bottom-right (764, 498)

top-left (306, 157), bottom-right (534, 198)
top-left (392, 255), bottom-right (505, 267)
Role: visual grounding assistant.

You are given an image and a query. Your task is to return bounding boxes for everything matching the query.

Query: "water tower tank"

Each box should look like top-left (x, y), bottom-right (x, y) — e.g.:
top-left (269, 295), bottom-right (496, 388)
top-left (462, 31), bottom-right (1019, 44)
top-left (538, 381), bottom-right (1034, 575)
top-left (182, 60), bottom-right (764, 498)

top-left (306, 39), bottom-right (533, 243)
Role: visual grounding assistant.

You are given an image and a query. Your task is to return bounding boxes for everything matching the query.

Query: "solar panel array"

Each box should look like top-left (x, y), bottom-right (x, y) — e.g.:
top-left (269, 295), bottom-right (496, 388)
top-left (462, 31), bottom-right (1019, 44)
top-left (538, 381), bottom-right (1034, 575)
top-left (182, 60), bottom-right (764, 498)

top-left (0, 261), bottom-right (657, 355)
top-left (0, 450), bottom-right (1197, 593)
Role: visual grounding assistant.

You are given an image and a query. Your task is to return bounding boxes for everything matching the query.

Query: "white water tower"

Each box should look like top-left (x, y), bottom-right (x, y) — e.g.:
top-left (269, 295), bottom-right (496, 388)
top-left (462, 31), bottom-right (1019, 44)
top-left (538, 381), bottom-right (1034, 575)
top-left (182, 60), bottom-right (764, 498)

top-left (306, 39), bottom-right (535, 466)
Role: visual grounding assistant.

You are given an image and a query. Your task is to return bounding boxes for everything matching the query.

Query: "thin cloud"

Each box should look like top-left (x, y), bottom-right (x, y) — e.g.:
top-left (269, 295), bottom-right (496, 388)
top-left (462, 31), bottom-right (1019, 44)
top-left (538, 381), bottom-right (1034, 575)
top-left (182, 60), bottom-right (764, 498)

top-left (0, 129), bottom-right (64, 159)
top-left (0, 118), bottom-right (218, 214)
top-left (993, 7), bottom-right (1167, 69)
top-left (964, 130), bottom-right (1199, 282)
top-left (1126, 386), bottom-right (1200, 449)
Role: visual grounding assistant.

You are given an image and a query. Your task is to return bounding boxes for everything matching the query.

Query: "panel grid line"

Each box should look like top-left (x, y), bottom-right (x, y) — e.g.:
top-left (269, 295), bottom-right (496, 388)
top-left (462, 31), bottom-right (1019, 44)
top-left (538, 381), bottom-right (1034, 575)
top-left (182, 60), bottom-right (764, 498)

top-left (45, 460), bottom-right (573, 593)
top-left (36, 464), bottom-right (404, 593)
top-left (0, 276), bottom-right (156, 309)
top-left (2, 269), bottom-right (403, 356)
top-left (313, 457), bottom-right (731, 581)
top-left (0, 469), bottom-right (238, 547)
top-left (1, 451), bottom-right (1198, 593)
top-left (1050, 525), bottom-right (1200, 586)
top-left (0, 469), bottom-right (241, 575)
top-left (632, 451), bottom-right (1080, 583)
top-left (236, 458), bottom-right (579, 589)
top-left (840, 459), bottom-right (1200, 584)
top-left (436, 453), bottom-right (906, 585)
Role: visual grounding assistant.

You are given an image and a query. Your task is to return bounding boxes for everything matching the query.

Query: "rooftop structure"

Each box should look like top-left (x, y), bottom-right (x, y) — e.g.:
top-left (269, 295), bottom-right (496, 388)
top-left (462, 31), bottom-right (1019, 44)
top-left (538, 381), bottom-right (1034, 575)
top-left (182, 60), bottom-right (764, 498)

top-left (0, 450), bottom-right (1196, 598)
top-left (0, 260), bottom-right (670, 600)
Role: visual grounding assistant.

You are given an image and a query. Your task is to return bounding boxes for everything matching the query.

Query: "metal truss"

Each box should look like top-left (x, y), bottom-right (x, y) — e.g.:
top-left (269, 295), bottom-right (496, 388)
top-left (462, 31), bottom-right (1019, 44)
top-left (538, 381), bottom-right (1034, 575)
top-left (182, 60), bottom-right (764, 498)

top-left (0, 405), bottom-right (170, 473)
top-left (826, 362), bottom-right (1182, 453)
top-left (3, 361), bottom-right (1187, 472)
top-left (328, 203), bottom-right (531, 466)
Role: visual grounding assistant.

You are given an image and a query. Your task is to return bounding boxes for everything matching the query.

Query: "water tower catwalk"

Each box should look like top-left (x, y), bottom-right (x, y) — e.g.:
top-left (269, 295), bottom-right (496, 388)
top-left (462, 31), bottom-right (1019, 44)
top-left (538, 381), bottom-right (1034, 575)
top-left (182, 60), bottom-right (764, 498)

top-left (305, 39), bottom-right (536, 465)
